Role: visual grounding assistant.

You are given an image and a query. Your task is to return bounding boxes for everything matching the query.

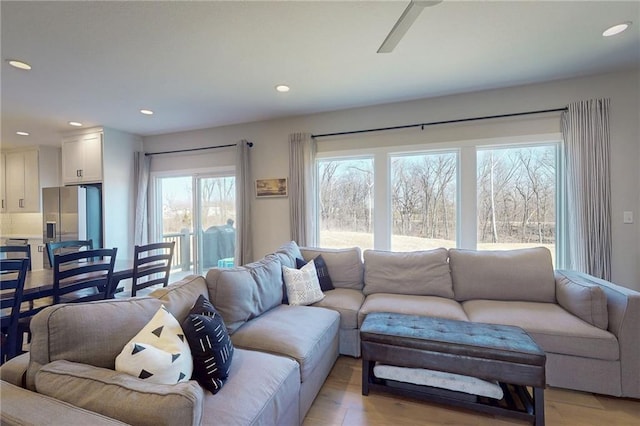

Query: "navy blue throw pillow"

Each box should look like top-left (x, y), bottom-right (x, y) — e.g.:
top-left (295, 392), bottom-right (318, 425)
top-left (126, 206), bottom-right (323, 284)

top-left (295, 254), bottom-right (335, 292)
top-left (182, 295), bottom-right (234, 394)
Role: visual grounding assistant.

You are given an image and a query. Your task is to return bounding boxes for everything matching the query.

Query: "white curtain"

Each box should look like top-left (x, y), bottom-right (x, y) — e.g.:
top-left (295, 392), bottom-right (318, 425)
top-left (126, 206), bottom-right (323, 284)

top-left (235, 140), bottom-right (253, 265)
top-left (133, 151), bottom-right (151, 246)
top-left (561, 99), bottom-right (612, 280)
top-left (289, 133), bottom-right (317, 246)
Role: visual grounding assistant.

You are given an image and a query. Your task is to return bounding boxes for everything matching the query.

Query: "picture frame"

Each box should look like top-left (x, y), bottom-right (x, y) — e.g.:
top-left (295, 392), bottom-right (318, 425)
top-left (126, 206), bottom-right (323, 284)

top-left (255, 178), bottom-right (288, 198)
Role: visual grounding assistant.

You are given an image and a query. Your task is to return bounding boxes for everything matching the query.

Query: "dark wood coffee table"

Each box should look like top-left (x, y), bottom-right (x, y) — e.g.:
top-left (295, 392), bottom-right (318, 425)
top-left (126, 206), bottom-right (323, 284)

top-left (360, 312), bottom-right (546, 425)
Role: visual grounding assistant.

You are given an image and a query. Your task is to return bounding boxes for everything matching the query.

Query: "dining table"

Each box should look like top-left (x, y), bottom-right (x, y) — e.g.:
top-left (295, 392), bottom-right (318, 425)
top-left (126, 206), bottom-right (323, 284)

top-left (2, 259), bottom-right (135, 307)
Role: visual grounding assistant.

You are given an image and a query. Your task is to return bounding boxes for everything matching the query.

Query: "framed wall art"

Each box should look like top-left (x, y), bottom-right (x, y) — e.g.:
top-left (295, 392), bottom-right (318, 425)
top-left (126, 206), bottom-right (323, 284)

top-left (255, 178), bottom-right (288, 198)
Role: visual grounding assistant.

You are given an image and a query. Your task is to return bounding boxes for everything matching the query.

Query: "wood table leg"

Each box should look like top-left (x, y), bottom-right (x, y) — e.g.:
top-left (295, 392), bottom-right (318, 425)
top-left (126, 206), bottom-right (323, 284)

top-left (362, 358), bottom-right (371, 395)
top-left (534, 386), bottom-right (545, 426)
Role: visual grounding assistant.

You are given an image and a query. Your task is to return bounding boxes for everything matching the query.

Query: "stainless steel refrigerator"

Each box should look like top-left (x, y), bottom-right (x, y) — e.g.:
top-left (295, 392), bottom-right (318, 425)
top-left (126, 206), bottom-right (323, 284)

top-left (42, 185), bottom-right (103, 268)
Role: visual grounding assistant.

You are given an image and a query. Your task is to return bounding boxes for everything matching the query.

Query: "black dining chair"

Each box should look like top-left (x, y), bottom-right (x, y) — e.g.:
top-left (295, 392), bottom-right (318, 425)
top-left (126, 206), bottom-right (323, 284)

top-left (0, 245), bottom-right (32, 271)
top-left (45, 239), bottom-right (93, 268)
top-left (53, 248), bottom-right (118, 304)
top-left (130, 242), bottom-right (175, 297)
top-left (1, 258), bottom-right (29, 364)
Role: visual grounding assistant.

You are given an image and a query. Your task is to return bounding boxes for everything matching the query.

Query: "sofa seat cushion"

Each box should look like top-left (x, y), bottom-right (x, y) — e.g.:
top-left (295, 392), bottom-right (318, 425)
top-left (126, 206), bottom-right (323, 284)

top-left (358, 294), bottom-right (469, 327)
top-left (450, 247), bottom-right (556, 303)
top-left (300, 246), bottom-right (364, 290)
top-left (312, 288), bottom-right (365, 330)
top-left (230, 305), bottom-right (340, 382)
top-left (35, 360), bottom-right (204, 426)
top-left (201, 348), bottom-right (300, 426)
top-left (363, 248), bottom-right (453, 298)
top-left (462, 300), bottom-right (619, 361)
top-left (1, 380), bottom-right (128, 426)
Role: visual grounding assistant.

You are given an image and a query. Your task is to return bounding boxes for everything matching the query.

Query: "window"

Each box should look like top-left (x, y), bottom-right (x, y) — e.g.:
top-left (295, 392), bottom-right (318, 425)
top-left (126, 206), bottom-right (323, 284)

top-left (390, 152), bottom-right (457, 251)
top-left (152, 171), bottom-right (236, 279)
top-left (315, 137), bottom-right (561, 266)
top-left (317, 157), bottom-right (374, 249)
top-left (477, 145), bottom-right (557, 262)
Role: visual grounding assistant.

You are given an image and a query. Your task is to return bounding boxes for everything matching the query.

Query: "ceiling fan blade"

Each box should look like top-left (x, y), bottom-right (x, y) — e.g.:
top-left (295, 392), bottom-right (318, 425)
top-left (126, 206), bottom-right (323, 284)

top-left (377, 0), bottom-right (443, 53)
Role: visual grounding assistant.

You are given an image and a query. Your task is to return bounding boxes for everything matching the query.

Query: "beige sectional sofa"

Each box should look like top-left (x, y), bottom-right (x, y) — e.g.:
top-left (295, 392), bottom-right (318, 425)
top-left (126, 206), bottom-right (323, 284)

top-left (2, 241), bottom-right (639, 425)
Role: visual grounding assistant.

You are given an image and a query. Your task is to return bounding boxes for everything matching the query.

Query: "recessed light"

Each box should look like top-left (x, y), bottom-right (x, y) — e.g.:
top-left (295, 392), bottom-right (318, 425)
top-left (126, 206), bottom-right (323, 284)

top-left (68, 121), bottom-right (83, 127)
top-left (7, 60), bottom-right (31, 70)
top-left (16, 131), bottom-right (29, 136)
top-left (603, 21), bottom-right (632, 37)
top-left (275, 84), bottom-right (290, 93)
top-left (140, 109), bottom-right (154, 115)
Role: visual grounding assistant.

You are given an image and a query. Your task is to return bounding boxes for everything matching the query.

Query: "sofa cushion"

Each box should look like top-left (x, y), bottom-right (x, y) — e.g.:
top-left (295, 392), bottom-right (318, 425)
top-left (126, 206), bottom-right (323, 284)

top-left (115, 305), bottom-right (193, 384)
top-left (300, 246), bottom-right (364, 290)
top-left (35, 360), bottom-right (203, 426)
top-left (27, 297), bottom-right (163, 390)
top-left (149, 275), bottom-right (209, 323)
top-left (283, 260), bottom-right (325, 306)
top-left (182, 295), bottom-right (234, 394)
top-left (201, 348), bottom-right (300, 426)
top-left (312, 288), bottom-right (364, 330)
top-left (450, 247), bottom-right (556, 302)
top-left (462, 300), bottom-right (619, 361)
top-left (274, 240), bottom-right (304, 269)
top-left (363, 248), bottom-right (453, 297)
top-left (230, 305), bottom-right (339, 383)
top-left (206, 254), bottom-right (283, 334)
top-left (1, 380), bottom-right (128, 426)
top-left (555, 271), bottom-right (608, 330)
top-left (296, 255), bottom-right (335, 291)
top-left (358, 294), bottom-right (469, 327)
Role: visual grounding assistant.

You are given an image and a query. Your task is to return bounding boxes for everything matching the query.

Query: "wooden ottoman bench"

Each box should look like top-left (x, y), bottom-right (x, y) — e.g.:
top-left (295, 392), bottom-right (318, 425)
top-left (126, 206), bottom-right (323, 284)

top-left (360, 312), bottom-right (546, 425)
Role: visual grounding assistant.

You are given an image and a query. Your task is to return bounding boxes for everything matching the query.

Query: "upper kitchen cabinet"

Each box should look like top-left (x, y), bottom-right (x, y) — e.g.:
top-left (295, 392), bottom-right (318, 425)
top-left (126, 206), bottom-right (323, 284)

top-left (62, 131), bottom-right (103, 184)
top-left (1, 152), bottom-right (6, 212)
top-left (4, 146), bottom-right (60, 213)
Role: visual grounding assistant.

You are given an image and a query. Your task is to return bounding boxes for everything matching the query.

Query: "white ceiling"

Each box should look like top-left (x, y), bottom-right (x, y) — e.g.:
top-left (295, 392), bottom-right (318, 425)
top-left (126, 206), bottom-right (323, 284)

top-left (2, 0), bottom-right (639, 149)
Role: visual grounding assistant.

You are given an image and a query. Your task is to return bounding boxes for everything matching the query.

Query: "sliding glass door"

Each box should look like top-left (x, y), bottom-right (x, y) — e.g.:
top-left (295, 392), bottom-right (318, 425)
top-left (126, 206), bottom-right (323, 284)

top-left (153, 171), bottom-right (236, 279)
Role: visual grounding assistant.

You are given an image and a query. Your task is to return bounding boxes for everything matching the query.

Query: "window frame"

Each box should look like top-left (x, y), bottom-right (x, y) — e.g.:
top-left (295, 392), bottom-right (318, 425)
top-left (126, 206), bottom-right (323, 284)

top-left (315, 133), bottom-right (564, 264)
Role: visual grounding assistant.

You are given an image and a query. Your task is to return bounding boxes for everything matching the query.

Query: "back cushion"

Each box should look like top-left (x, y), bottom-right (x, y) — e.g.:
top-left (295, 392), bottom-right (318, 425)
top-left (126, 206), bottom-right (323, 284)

top-left (300, 246), bottom-right (364, 290)
top-left (363, 248), bottom-right (453, 298)
top-left (274, 241), bottom-right (303, 269)
top-left (206, 254), bottom-right (283, 334)
top-left (449, 247), bottom-right (555, 302)
top-left (27, 297), bottom-right (163, 390)
top-left (150, 275), bottom-right (209, 323)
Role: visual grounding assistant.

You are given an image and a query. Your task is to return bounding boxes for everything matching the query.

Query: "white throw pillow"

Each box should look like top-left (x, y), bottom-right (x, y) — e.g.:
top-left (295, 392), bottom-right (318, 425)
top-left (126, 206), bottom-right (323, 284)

top-left (116, 305), bottom-right (193, 384)
top-left (282, 259), bottom-right (325, 306)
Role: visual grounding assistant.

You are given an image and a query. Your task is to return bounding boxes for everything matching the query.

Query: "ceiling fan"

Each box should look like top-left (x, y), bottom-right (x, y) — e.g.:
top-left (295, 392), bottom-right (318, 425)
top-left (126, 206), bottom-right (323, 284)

top-left (377, 0), bottom-right (443, 53)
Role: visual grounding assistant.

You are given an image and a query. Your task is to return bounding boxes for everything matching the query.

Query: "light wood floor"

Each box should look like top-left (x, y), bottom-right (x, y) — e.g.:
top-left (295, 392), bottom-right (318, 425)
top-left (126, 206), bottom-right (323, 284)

top-left (303, 356), bottom-right (640, 426)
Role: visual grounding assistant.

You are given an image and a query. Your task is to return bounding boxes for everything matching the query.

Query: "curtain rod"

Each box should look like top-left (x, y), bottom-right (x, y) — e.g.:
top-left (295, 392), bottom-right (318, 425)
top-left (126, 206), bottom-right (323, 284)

top-left (145, 141), bottom-right (254, 156)
top-left (311, 107), bottom-right (568, 139)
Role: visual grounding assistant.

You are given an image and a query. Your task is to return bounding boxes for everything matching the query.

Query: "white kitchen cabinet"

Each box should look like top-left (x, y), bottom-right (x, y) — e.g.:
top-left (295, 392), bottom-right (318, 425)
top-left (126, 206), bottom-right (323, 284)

top-left (1, 152), bottom-right (6, 212)
top-left (62, 131), bottom-right (103, 184)
top-left (3, 147), bottom-right (60, 213)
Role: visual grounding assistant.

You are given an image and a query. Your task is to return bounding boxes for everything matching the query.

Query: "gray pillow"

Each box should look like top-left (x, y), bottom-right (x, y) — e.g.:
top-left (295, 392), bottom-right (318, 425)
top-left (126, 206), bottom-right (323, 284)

top-left (556, 271), bottom-right (608, 330)
top-left (363, 248), bottom-right (453, 298)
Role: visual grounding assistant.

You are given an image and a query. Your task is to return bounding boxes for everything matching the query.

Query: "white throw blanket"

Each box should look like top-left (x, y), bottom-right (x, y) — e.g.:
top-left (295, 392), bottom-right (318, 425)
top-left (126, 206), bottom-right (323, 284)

top-left (373, 363), bottom-right (504, 400)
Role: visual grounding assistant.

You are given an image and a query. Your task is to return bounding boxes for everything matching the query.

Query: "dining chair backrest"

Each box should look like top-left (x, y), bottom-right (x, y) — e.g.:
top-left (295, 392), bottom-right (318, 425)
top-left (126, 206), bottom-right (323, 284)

top-left (131, 241), bottom-right (175, 297)
top-left (46, 239), bottom-right (93, 267)
top-left (1, 258), bottom-right (29, 362)
top-left (53, 247), bottom-right (117, 304)
top-left (0, 245), bottom-right (31, 271)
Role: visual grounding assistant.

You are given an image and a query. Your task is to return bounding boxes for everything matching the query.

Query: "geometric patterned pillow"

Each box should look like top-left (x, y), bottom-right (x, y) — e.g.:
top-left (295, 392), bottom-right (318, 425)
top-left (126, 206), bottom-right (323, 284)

top-left (282, 259), bottom-right (325, 306)
top-left (115, 305), bottom-right (193, 385)
top-left (181, 295), bottom-right (234, 394)
top-left (295, 254), bottom-right (334, 291)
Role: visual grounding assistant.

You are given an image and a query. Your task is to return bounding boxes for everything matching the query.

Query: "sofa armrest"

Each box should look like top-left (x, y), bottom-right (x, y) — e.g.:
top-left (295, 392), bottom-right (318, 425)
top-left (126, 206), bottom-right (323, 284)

top-left (0, 353), bottom-right (30, 387)
top-left (1, 380), bottom-right (128, 425)
top-left (556, 269), bottom-right (640, 398)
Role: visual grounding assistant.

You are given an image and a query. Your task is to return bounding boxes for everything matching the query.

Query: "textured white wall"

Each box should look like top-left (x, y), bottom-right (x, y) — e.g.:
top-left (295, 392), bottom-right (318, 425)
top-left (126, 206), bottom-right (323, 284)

top-left (144, 68), bottom-right (640, 290)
